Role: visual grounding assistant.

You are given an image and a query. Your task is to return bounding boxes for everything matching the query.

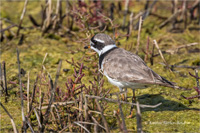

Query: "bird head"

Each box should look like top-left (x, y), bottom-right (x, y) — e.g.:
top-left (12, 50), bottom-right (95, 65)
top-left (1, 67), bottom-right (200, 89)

top-left (84, 33), bottom-right (117, 56)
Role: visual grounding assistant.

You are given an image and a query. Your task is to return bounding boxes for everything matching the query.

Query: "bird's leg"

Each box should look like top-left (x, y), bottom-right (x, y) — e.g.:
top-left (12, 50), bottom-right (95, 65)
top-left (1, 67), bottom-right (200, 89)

top-left (124, 88), bottom-right (127, 101)
top-left (131, 89), bottom-right (136, 111)
top-left (127, 89), bottom-right (136, 118)
top-left (120, 88), bottom-right (127, 101)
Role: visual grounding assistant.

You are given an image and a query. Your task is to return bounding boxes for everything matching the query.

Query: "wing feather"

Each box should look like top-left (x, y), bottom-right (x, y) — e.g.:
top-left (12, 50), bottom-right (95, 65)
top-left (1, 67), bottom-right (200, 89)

top-left (103, 48), bottom-right (174, 87)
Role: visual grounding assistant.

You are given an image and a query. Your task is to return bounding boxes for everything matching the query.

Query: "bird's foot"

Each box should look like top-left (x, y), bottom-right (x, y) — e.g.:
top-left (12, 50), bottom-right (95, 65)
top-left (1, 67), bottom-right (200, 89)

top-left (127, 103), bottom-right (135, 118)
top-left (126, 110), bottom-right (134, 118)
top-left (121, 94), bottom-right (127, 101)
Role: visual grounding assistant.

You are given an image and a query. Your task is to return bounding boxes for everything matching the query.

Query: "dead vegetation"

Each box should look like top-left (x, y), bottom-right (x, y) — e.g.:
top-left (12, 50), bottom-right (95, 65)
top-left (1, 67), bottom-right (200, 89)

top-left (0, 0), bottom-right (200, 132)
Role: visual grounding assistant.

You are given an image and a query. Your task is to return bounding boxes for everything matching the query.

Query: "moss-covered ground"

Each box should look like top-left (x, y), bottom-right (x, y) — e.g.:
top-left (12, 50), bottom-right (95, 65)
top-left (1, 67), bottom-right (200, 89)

top-left (1, 1), bottom-right (200, 132)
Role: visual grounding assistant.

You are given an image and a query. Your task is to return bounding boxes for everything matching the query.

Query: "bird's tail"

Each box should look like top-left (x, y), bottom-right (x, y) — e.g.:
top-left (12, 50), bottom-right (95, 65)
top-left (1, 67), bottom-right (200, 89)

top-left (160, 76), bottom-right (190, 90)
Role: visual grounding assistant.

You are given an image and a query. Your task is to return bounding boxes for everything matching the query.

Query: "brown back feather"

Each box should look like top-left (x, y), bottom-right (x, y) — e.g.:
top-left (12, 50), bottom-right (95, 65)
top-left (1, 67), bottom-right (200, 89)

top-left (102, 48), bottom-right (175, 87)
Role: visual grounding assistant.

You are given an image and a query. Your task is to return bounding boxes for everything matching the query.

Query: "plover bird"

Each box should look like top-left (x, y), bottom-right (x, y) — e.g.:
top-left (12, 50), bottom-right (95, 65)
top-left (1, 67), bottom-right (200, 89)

top-left (84, 33), bottom-right (176, 115)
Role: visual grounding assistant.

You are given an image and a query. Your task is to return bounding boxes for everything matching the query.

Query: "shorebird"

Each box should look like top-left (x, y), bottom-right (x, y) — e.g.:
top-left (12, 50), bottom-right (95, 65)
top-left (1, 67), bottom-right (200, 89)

top-left (84, 33), bottom-right (176, 116)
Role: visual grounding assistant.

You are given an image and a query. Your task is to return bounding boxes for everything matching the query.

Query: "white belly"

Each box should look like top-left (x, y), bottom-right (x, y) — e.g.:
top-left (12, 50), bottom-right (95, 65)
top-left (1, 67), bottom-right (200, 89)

top-left (105, 73), bottom-right (147, 89)
top-left (106, 74), bottom-right (124, 88)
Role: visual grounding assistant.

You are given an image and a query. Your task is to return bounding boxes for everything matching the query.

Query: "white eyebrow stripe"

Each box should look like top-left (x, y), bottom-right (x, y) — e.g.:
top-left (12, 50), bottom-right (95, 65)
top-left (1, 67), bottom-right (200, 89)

top-left (94, 38), bottom-right (105, 43)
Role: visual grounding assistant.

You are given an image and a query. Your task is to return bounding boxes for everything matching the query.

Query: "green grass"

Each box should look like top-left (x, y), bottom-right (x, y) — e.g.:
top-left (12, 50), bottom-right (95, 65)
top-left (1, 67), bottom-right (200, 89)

top-left (1, 1), bottom-right (200, 132)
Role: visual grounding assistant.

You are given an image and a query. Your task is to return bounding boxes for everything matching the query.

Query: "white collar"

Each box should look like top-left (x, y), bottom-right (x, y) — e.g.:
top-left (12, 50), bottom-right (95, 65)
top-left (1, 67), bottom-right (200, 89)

top-left (99, 44), bottom-right (117, 56)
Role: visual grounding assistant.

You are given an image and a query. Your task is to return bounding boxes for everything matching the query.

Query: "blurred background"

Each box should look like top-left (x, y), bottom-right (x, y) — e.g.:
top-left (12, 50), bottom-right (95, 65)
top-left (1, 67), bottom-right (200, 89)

top-left (1, 0), bottom-right (200, 132)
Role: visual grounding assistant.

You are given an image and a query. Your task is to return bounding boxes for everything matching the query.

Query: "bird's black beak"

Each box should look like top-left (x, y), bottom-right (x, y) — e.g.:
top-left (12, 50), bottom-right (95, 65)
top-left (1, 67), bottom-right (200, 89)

top-left (84, 45), bottom-right (90, 49)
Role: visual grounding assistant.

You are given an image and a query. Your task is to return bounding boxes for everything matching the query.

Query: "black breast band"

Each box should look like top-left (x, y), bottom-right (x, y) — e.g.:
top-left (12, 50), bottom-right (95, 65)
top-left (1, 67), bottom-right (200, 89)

top-left (99, 47), bottom-right (118, 69)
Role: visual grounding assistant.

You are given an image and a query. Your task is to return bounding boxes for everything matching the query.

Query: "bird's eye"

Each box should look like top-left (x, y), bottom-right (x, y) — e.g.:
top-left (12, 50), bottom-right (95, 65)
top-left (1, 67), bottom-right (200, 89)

top-left (93, 40), bottom-right (97, 44)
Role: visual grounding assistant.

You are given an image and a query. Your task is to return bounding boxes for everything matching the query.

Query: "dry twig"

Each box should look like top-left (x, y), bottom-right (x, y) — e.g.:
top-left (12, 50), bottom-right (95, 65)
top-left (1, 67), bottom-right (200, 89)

top-left (2, 61), bottom-right (8, 96)
top-left (0, 63), bottom-right (2, 94)
top-left (166, 42), bottom-right (199, 54)
top-left (113, 110), bottom-right (123, 132)
top-left (88, 112), bottom-right (106, 131)
top-left (134, 0), bottom-right (157, 30)
top-left (153, 40), bottom-right (167, 65)
top-left (127, 12), bottom-right (133, 41)
top-left (135, 16), bottom-right (143, 55)
top-left (144, 36), bottom-right (150, 62)
top-left (27, 71), bottom-right (30, 113)
top-left (117, 94), bottom-right (127, 133)
top-left (34, 108), bottom-right (42, 129)
top-left (29, 75), bottom-right (38, 113)
top-left (122, 0), bottom-right (129, 30)
top-left (54, 104), bottom-right (64, 129)
top-left (159, 9), bottom-right (183, 29)
top-left (39, 101), bottom-right (75, 110)
top-left (16, 48), bottom-right (26, 132)
top-left (74, 122), bottom-right (90, 133)
top-left (0, 24), bottom-right (17, 33)
top-left (95, 99), bottom-right (110, 133)
top-left (0, 102), bottom-right (18, 133)
top-left (25, 117), bottom-right (34, 133)
top-left (16, 0), bottom-right (28, 36)
top-left (182, 69), bottom-right (200, 99)
top-left (86, 95), bottom-right (162, 108)
top-left (136, 101), bottom-right (143, 133)
top-left (41, 60), bottom-right (62, 132)
top-left (153, 40), bottom-right (173, 73)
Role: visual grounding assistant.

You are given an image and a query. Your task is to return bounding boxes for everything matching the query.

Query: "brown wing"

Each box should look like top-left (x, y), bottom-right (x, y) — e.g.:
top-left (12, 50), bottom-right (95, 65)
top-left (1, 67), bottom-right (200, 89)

top-left (103, 48), bottom-right (174, 87)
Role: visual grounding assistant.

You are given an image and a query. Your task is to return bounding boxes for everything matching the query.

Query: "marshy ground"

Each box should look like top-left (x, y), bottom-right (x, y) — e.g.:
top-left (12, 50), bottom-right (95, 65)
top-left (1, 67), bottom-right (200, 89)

top-left (1, 0), bottom-right (200, 132)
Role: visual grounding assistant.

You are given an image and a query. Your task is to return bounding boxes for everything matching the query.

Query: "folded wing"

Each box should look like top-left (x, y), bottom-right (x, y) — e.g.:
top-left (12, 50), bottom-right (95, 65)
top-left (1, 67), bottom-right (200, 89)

top-left (103, 48), bottom-right (175, 88)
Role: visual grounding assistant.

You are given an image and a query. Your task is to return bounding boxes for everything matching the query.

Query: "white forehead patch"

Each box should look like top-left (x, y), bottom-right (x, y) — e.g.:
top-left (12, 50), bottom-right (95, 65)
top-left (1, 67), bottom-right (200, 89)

top-left (94, 38), bottom-right (105, 43)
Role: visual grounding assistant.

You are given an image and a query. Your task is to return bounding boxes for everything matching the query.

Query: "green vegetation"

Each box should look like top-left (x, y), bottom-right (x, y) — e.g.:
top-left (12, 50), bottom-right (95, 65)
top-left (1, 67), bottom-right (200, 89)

top-left (1, 1), bottom-right (199, 132)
